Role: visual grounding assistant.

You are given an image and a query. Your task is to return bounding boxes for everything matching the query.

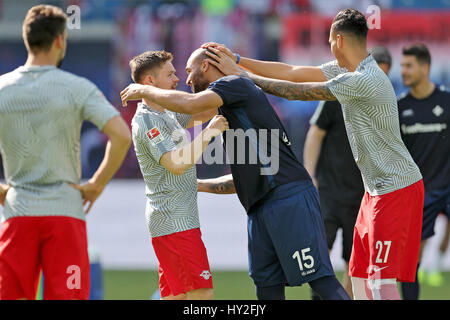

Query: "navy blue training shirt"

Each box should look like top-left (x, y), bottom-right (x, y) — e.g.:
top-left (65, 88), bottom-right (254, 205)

top-left (208, 75), bottom-right (312, 212)
top-left (398, 84), bottom-right (450, 191)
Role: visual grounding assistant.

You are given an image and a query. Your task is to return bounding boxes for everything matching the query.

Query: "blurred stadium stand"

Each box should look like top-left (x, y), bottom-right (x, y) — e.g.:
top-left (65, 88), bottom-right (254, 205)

top-left (0, 0), bottom-right (449, 180)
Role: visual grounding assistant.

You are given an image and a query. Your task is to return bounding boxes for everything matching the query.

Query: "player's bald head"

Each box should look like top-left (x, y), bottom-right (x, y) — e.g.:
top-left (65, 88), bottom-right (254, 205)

top-left (188, 48), bottom-right (219, 68)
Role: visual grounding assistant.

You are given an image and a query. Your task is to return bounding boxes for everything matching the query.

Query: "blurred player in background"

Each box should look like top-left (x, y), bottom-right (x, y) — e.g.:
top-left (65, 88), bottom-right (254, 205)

top-left (304, 45), bottom-right (392, 299)
top-left (205, 8), bottom-right (424, 300)
top-left (128, 50), bottom-right (224, 300)
top-left (121, 47), bottom-right (350, 300)
top-left (0, 5), bottom-right (131, 300)
top-left (397, 43), bottom-right (450, 299)
top-left (427, 221), bottom-right (450, 285)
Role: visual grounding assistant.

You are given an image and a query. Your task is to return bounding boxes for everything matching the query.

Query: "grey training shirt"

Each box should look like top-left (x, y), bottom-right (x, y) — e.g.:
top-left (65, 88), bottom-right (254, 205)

top-left (131, 102), bottom-right (200, 237)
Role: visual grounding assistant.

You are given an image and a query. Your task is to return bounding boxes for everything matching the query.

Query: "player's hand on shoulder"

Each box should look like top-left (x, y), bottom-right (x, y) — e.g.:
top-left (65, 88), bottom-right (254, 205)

top-left (205, 115), bottom-right (229, 139)
top-left (120, 83), bottom-right (148, 107)
top-left (0, 183), bottom-right (10, 207)
top-left (69, 179), bottom-right (105, 214)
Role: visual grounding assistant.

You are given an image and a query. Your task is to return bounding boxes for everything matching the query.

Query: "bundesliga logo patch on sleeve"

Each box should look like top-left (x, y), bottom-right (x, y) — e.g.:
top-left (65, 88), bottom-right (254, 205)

top-left (146, 127), bottom-right (164, 144)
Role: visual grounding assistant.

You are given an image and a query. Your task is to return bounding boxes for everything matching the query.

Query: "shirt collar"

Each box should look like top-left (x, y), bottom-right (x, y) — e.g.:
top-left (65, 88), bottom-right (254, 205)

top-left (138, 102), bottom-right (165, 115)
top-left (356, 54), bottom-right (375, 72)
top-left (16, 65), bottom-right (57, 73)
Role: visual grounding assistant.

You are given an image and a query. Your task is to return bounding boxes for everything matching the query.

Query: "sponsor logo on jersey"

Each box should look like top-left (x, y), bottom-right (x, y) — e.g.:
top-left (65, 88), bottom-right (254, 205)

top-left (401, 123), bottom-right (447, 134)
top-left (200, 270), bottom-right (211, 280)
top-left (402, 109), bottom-right (414, 117)
top-left (432, 105), bottom-right (444, 117)
top-left (146, 127), bottom-right (164, 144)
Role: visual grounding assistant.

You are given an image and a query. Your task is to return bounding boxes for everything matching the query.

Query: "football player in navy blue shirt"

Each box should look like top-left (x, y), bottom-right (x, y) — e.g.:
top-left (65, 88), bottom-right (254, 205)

top-left (120, 48), bottom-right (350, 300)
top-left (398, 44), bottom-right (450, 300)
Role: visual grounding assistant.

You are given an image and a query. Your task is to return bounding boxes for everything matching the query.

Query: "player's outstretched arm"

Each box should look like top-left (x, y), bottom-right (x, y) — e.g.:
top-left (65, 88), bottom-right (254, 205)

top-left (160, 115), bottom-right (228, 176)
top-left (248, 73), bottom-right (336, 102)
top-left (70, 116), bottom-right (131, 214)
top-left (197, 174), bottom-right (236, 194)
top-left (120, 84), bottom-right (223, 115)
top-left (204, 47), bottom-right (336, 102)
top-left (186, 108), bottom-right (218, 128)
top-left (202, 42), bottom-right (327, 83)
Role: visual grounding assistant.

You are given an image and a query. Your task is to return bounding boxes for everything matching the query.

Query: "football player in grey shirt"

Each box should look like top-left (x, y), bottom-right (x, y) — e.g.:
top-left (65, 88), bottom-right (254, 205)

top-left (0, 5), bottom-right (130, 300)
top-left (128, 50), bottom-right (227, 300)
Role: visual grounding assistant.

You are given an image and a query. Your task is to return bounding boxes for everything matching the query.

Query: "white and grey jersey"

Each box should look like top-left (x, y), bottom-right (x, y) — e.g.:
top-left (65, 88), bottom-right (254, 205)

top-left (320, 56), bottom-right (422, 196)
top-left (131, 102), bottom-right (199, 238)
top-left (0, 65), bottom-right (120, 222)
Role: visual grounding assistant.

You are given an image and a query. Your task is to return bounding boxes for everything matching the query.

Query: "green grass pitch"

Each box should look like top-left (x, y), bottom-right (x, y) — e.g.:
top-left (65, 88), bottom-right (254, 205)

top-left (103, 270), bottom-right (450, 300)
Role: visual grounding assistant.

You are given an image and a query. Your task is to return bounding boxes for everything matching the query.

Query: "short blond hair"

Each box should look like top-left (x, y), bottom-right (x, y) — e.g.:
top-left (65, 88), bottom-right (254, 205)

top-left (129, 51), bottom-right (173, 83)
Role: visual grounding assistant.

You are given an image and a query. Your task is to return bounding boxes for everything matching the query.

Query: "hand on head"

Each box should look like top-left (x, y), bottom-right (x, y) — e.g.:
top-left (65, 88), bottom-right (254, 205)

top-left (201, 45), bottom-right (244, 77)
top-left (201, 42), bottom-right (236, 61)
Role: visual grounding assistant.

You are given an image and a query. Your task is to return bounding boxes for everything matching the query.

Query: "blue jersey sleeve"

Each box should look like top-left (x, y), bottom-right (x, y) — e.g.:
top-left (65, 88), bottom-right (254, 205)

top-left (208, 76), bottom-right (249, 108)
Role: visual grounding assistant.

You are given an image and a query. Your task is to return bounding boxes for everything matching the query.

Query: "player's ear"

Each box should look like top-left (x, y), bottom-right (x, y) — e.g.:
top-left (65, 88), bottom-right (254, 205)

top-left (336, 34), bottom-right (344, 49)
top-left (142, 74), bottom-right (155, 86)
top-left (201, 59), bottom-right (209, 73)
top-left (53, 34), bottom-right (64, 49)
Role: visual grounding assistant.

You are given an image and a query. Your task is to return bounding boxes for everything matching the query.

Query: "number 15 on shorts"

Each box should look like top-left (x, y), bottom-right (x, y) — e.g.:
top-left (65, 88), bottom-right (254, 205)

top-left (292, 247), bottom-right (315, 271)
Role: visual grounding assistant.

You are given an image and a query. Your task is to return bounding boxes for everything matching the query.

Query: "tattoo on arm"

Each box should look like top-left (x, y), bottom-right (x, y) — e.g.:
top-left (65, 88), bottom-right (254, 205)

top-left (209, 179), bottom-right (236, 194)
top-left (245, 73), bottom-right (336, 101)
top-left (199, 175), bottom-right (236, 194)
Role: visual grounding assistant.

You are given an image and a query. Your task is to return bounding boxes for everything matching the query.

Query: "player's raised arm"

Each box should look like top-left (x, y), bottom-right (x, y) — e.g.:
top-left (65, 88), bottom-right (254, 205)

top-left (186, 108), bottom-right (218, 128)
top-left (202, 42), bottom-right (327, 83)
top-left (120, 83), bottom-right (223, 115)
top-left (197, 174), bottom-right (236, 194)
top-left (160, 115), bottom-right (228, 175)
top-left (204, 47), bottom-right (336, 102)
top-left (248, 76), bottom-right (337, 102)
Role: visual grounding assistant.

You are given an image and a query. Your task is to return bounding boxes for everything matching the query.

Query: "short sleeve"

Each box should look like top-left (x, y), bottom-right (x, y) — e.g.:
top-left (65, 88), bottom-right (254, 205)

top-left (175, 112), bottom-right (192, 129)
top-left (137, 114), bottom-right (177, 164)
top-left (80, 82), bottom-right (120, 130)
top-left (319, 60), bottom-right (348, 81)
top-left (325, 72), bottom-right (376, 104)
top-left (309, 101), bottom-right (334, 131)
top-left (208, 76), bottom-right (248, 108)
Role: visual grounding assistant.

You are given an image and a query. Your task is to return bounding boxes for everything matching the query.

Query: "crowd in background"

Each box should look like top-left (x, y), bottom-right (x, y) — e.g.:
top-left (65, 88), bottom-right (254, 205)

top-left (0, 0), bottom-right (449, 179)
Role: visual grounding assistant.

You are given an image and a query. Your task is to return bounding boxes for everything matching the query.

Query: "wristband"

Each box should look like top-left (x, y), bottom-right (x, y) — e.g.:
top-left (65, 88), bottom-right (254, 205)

top-left (234, 53), bottom-right (240, 64)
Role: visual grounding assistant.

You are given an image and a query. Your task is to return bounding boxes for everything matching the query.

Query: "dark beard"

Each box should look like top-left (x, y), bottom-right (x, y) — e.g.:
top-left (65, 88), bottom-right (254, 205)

top-left (193, 77), bottom-right (210, 93)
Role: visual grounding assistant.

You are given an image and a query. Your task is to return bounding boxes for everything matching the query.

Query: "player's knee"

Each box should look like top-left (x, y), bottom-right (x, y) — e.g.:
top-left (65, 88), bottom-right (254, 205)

top-left (162, 293), bottom-right (187, 300)
top-left (187, 288), bottom-right (213, 300)
top-left (256, 285), bottom-right (285, 300)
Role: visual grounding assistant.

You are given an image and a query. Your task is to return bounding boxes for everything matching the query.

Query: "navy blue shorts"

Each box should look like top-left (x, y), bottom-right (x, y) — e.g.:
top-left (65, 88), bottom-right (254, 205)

top-left (422, 184), bottom-right (450, 240)
top-left (247, 180), bottom-right (335, 287)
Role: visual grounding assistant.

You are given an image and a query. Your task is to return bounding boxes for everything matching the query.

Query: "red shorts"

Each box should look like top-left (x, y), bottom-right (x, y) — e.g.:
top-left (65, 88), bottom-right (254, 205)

top-left (349, 180), bottom-right (424, 282)
top-left (0, 216), bottom-right (90, 300)
top-left (152, 228), bottom-right (213, 298)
